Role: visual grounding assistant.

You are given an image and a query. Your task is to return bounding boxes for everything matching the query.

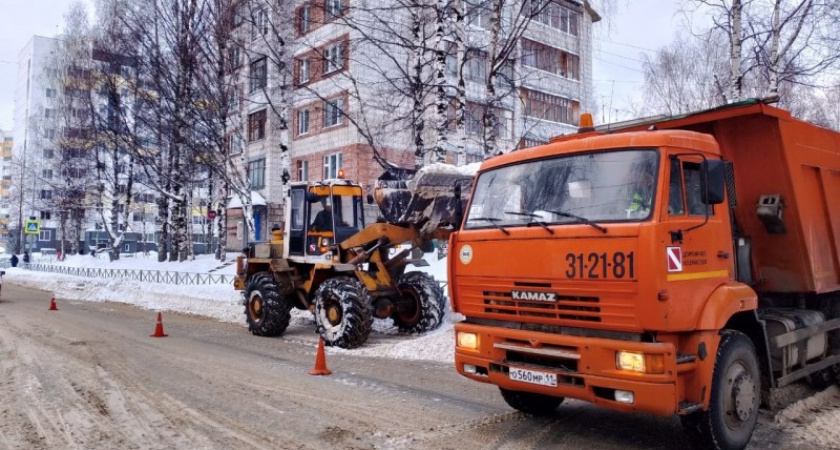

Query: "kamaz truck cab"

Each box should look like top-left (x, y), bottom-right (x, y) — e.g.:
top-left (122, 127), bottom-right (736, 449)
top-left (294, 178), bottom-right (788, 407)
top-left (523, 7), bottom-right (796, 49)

top-left (450, 102), bottom-right (840, 450)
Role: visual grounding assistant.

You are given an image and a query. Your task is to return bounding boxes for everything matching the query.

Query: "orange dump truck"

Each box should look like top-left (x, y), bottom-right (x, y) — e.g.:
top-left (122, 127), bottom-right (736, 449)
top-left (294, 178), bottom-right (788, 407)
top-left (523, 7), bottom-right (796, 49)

top-left (449, 101), bottom-right (840, 450)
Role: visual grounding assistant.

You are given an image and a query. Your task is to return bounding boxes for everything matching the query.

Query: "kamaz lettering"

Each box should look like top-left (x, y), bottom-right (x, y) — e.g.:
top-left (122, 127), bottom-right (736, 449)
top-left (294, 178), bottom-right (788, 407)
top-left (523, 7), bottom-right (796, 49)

top-left (511, 291), bottom-right (557, 302)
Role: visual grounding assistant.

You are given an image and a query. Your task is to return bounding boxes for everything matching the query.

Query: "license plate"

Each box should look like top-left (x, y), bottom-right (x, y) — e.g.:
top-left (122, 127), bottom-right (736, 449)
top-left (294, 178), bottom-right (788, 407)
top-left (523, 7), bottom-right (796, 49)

top-left (508, 366), bottom-right (557, 387)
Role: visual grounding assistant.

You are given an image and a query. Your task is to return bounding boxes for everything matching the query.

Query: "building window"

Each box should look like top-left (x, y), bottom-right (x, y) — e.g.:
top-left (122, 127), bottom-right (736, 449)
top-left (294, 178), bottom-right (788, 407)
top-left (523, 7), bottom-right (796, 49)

top-left (40, 189), bottom-right (53, 200)
top-left (249, 57), bottom-right (267, 93)
top-left (299, 58), bottom-right (310, 84)
top-left (326, 0), bottom-right (343, 19)
top-left (464, 104), bottom-right (512, 139)
top-left (251, 9), bottom-right (268, 40)
top-left (466, 2), bottom-right (491, 28)
top-left (42, 169), bottom-right (52, 179)
top-left (39, 230), bottom-right (52, 241)
top-left (323, 43), bottom-right (344, 74)
top-left (45, 108), bottom-right (54, 119)
top-left (323, 153), bottom-right (342, 179)
top-left (40, 211), bottom-right (52, 220)
top-left (323, 98), bottom-right (344, 127)
top-left (297, 160), bottom-right (309, 181)
top-left (248, 158), bottom-right (266, 189)
top-left (531, 0), bottom-right (580, 36)
top-left (229, 133), bottom-right (243, 154)
top-left (298, 109), bottom-right (310, 135)
top-left (229, 47), bottom-right (241, 70)
top-left (521, 39), bottom-right (580, 80)
top-left (521, 89), bottom-right (579, 125)
top-left (45, 129), bottom-right (56, 139)
top-left (465, 49), bottom-right (487, 82)
top-left (46, 88), bottom-right (56, 98)
top-left (248, 109), bottom-right (267, 142)
top-left (299, 5), bottom-right (311, 33)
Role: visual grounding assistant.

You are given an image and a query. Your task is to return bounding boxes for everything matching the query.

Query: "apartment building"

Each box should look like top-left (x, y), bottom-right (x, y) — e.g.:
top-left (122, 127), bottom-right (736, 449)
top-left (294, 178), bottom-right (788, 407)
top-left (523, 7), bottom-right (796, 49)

top-left (226, 0), bottom-right (598, 249)
top-left (12, 36), bottom-right (60, 252)
top-left (0, 130), bottom-right (12, 243)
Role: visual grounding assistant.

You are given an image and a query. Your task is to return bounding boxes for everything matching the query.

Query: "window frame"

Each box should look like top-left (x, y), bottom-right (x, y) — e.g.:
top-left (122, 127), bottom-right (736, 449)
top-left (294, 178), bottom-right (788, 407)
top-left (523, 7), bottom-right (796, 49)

top-left (298, 109), bottom-right (310, 135)
top-left (249, 57), bottom-right (268, 93)
top-left (247, 109), bottom-right (267, 142)
top-left (323, 98), bottom-right (344, 128)
top-left (248, 158), bottom-right (267, 189)
top-left (323, 152), bottom-right (343, 179)
top-left (323, 43), bottom-right (344, 75)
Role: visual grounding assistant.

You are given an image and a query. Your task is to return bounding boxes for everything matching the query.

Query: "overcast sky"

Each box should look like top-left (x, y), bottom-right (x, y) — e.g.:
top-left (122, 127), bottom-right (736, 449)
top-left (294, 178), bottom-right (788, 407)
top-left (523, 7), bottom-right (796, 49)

top-left (0, 0), bottom-right (689, 132)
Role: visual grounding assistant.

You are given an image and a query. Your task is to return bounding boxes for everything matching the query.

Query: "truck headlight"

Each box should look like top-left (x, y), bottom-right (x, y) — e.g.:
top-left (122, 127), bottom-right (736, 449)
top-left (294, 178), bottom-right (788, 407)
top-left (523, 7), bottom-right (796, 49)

top-left (457, 331), bottom-right (479, 350)
top-left (616, 351), bottom-right (665, 374)
top-left (616, 351), bottom-right (645, 372)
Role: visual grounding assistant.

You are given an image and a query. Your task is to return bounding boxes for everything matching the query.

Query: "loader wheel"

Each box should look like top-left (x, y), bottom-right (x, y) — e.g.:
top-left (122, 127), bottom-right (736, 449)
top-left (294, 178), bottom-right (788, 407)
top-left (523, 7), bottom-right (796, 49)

top-left (499, 388), bottom-right (563, 415)
top-left (244, 272), bottom-right (292, 337)
top-left (393, 272), bottom-right (445, 334)
top-left (313, 277), bottom-right (373, 349)
top-left (681, 331), bottom-right (760, 450)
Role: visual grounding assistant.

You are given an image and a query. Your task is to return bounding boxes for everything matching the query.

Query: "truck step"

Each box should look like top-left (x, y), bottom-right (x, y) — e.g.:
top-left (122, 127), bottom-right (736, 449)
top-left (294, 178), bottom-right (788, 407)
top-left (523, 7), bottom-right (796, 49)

top-left (676, 354), bottom-right (696, 364)
top-left (678, 401), bottom-right (704, 415)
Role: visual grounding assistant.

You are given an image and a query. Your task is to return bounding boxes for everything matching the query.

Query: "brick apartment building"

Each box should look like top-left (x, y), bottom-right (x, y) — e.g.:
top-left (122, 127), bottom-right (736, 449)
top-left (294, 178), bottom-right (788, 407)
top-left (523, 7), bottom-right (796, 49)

top-left (225, 0), bottom-right (599, 249)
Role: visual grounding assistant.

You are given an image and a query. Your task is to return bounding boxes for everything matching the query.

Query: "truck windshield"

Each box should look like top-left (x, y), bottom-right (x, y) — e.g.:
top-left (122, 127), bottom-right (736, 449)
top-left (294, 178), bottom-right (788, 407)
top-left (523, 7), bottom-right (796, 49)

top-left (465, 149), bottom-right (659, 229)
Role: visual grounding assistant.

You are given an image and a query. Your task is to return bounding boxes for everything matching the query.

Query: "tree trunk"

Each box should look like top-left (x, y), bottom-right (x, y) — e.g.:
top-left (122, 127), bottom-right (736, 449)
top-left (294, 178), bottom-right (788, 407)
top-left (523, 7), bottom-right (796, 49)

top-left (483, 0), bottom-right (503, 158)
top-left (433, 0), bottom-right (448, 164)
top-left (728, 0), bottom-right (742, 102)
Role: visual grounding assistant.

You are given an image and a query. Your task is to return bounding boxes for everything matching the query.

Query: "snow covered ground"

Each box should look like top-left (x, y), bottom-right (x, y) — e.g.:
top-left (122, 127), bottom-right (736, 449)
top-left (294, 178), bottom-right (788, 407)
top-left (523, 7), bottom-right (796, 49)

top-left (3, 250), bottom-right (457, 363)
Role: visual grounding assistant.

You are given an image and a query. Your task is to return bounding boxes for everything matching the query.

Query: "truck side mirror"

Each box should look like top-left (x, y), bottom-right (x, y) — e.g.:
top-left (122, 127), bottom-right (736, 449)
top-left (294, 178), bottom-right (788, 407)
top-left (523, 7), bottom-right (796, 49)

top-left (701, 160), bottom-right (726, 205)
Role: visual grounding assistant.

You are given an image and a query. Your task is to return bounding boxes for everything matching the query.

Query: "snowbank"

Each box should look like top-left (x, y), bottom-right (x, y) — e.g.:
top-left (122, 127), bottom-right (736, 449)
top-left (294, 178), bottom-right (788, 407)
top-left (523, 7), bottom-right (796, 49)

top-left (4, 251), bottom-right (457, 364)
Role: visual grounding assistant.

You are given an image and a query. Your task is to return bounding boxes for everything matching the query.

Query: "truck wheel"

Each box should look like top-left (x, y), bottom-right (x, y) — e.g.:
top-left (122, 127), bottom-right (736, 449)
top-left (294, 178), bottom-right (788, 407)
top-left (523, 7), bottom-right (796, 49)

top-left (393, 272), bottom-right (445, 334)
top-left (681, 331), bottom-right (760, 450)
top-left (314, 277), bottom-right (373, 349)
top-left (244, 272), bottom-right (292, 337)
top-left (499, 388), bottom-right (563, 415)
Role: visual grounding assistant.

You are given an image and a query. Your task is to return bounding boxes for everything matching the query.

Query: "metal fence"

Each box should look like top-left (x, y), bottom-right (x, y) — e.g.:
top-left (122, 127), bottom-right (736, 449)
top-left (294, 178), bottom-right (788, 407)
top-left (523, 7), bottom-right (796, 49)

top-left (18, 263), bottom-right (234, 286)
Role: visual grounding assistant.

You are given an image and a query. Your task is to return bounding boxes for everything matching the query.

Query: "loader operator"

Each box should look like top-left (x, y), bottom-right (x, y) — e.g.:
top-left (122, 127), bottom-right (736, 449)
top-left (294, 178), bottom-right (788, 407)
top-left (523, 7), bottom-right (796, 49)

top-left (311, 201), bottom-right (334, 231)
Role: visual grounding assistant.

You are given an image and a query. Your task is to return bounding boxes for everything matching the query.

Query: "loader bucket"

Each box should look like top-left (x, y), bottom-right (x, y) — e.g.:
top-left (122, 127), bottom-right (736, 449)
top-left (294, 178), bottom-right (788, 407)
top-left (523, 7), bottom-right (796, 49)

top-left (374, 164), bottom-right (474, 233)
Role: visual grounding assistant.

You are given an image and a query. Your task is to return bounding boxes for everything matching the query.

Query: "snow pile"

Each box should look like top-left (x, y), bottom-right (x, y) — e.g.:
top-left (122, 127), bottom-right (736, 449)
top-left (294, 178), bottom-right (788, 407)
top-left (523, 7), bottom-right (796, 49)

top-left (773, 385), bottom-right (840, 448)
top-left (4, 267), bottom-right (243, 323)
top-left (5, 251), bottom-right (459, 364)
top-left (30, 252), bottom-right (239, 275)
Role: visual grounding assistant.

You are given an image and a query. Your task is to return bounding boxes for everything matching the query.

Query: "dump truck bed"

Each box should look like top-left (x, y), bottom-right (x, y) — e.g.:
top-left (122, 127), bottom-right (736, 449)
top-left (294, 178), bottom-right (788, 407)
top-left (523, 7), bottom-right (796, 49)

top-left (603, 102), bottom-right (840, 294)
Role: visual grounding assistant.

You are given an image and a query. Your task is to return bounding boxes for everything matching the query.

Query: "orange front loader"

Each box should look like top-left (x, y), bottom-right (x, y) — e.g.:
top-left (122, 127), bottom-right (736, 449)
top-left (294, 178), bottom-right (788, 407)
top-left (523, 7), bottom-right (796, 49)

top-left (449, 101), bottom-right (840, 450)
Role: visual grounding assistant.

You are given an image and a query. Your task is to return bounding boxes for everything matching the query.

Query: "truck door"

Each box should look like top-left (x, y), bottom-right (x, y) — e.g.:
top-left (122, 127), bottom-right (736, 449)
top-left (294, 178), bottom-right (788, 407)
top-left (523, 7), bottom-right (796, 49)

top-left (288, 187), bottom-right (306, 255)
top-left (662, 155), bottom-right (735, 326)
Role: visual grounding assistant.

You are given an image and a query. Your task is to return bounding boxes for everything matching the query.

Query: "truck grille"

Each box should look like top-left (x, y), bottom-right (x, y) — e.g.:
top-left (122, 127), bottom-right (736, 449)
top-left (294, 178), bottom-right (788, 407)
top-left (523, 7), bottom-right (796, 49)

top-left (456, 277), bottom-right (638, 330)
top-left (483, 291), bottom-right (601, 322)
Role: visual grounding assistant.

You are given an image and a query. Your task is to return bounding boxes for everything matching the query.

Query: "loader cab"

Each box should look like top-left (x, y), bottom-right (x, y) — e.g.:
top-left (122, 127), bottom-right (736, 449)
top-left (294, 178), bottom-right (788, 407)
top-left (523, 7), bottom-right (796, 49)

top-left (285, 181), bottom-right (365, 260)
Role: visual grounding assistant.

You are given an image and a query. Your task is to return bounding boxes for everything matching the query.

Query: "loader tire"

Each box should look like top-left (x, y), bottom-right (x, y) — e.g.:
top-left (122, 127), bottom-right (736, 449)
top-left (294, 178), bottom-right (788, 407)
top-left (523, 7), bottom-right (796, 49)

top-left (393, 272), bottom-right (446, 334)
top-left (499, 388), bottom-right (563, 415)
top-left (314, 277), bottom-right (373, 349)
top-left (244, 272), bottom-right (293, 337)
top-left (681, 331), bottom-right (760, 450)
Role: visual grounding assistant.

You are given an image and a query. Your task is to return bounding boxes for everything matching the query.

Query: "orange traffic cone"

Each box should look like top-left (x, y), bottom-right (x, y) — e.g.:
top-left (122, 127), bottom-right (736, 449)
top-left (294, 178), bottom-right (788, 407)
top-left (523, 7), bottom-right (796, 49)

top-left (309, 337), bottom-right (332, 376)
top-left (48, 297), bottom-right (58, 311)
top-left (150, 312), bottom-right (168, 338)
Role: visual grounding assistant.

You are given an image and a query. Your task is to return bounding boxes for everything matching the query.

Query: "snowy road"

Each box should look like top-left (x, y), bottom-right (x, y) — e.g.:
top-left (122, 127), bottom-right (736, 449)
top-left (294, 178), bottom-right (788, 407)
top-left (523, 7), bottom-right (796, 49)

top-left (0, 283), bottom-right (836, 450)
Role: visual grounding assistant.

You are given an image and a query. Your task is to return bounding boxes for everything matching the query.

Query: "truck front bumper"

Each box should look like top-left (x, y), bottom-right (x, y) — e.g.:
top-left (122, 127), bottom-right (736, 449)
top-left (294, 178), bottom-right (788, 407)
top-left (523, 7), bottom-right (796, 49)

top-left (454, 323), bottom-right (681, 416)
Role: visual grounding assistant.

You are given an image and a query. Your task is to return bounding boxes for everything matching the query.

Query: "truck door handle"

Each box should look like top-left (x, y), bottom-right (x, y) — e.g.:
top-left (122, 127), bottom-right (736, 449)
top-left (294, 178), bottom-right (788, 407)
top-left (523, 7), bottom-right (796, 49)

top-left (717, 251), bottom-right (730, 259)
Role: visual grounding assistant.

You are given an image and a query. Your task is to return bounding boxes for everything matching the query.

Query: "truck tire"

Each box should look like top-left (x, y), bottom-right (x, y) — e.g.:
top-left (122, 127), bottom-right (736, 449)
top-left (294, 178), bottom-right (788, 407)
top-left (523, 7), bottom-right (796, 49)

top-left (681, 331), bottom-right (760, 450)
top-left (393, 272), bottom-right (446, 334)
top-left (244, 272), bottom-right (293, 337)
top-left (314, 277), bottom-right (373, 349)
top-left (499, 388), bottom-right (563, 415)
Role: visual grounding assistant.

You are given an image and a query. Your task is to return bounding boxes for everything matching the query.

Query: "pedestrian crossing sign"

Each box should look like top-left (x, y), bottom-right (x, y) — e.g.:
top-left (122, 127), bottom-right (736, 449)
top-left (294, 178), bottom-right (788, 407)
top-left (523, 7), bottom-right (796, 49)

top-left (25, 220), bottom-right (40, 235)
